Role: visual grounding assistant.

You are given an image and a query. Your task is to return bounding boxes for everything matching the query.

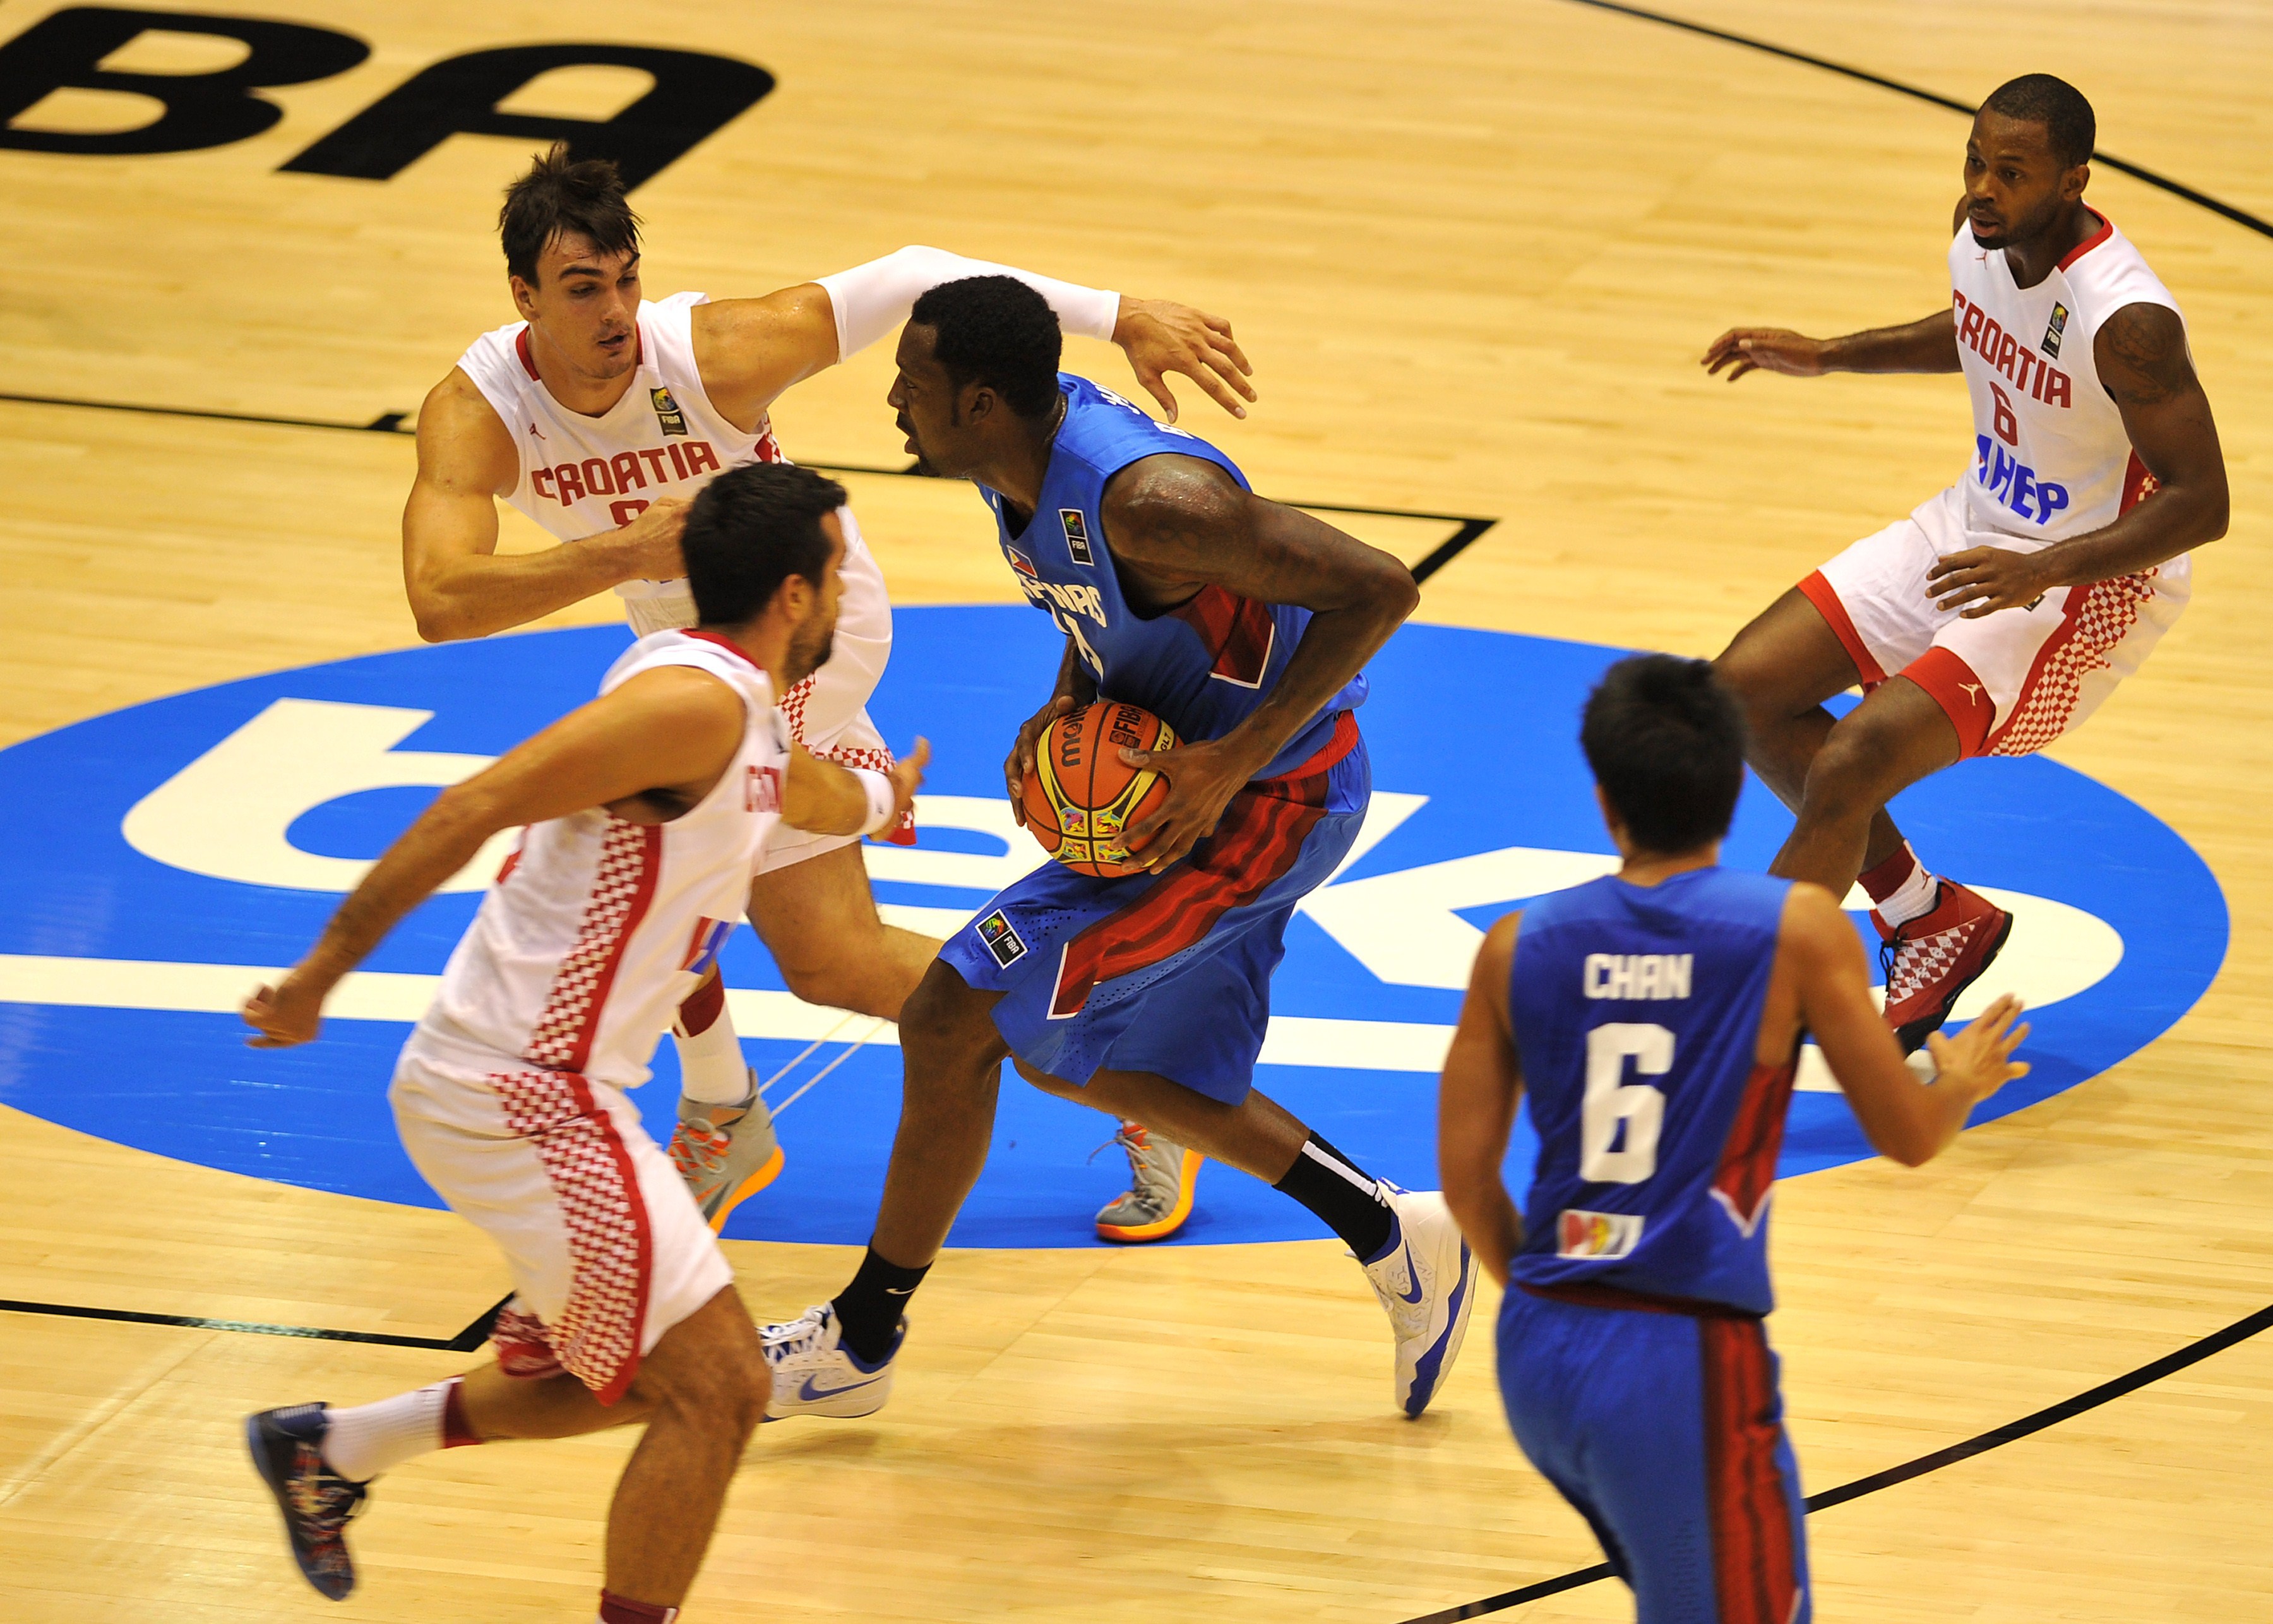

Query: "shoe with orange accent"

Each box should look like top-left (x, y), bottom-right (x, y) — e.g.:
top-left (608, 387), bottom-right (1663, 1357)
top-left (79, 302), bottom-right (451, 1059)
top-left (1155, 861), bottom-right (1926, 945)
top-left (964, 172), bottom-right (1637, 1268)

top-left (1094, 1121), bottom-right (1202, 1243)
top-left (1875, 880), bottom-right (2015, 1054)
top-left (669, 1070), bottom-right (785, 1233)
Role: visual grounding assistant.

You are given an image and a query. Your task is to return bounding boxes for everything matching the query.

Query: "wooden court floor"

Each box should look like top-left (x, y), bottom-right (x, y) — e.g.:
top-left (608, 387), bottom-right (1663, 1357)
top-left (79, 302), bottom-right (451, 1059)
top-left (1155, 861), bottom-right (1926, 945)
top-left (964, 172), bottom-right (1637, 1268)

top-left (3, 1), bottom-right (2270, 1618)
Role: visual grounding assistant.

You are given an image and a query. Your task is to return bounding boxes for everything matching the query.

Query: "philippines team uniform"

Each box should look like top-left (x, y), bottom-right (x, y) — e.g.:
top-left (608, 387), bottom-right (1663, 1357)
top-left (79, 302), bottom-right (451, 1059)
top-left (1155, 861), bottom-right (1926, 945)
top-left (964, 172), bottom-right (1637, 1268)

top-left (1498, 869), bottom-right (1810, 1624)
top-left (455, 292), bottom-right (909, 863)
top-left (936, 374), bottom-right (1369, 1101)
top-left (391, 631), bottom-right (789, 1402)
top-left (1802, 213), bottom-right (2188, 756)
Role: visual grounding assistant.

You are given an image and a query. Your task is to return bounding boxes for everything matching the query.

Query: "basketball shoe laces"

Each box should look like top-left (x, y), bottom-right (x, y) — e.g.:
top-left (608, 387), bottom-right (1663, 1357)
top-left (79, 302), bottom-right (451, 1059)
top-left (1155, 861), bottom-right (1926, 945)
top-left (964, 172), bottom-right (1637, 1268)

top-left (288, 1442), bottom-right (367, 1573)
top-left (669, 1118), bottom-right (732, 1185)
top-left (1089, 1123), bottom-right (1171, 1205)
top-left (760, 1305), bottom-right (835, 1359)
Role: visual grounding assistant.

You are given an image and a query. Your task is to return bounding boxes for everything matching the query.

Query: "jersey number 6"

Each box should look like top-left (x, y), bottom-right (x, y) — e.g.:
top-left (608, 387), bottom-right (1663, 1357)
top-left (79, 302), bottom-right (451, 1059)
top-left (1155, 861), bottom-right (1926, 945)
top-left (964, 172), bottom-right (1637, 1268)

top-left (1582, 1023), bottom-right (1671, 1184)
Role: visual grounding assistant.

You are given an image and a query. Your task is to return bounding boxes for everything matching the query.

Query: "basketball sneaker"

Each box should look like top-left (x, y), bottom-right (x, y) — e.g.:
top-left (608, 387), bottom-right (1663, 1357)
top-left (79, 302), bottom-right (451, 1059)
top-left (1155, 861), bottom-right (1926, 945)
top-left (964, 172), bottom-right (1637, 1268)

top-left (1360, 1185), bottom-right (1479, 1418)
top-left (244, 1403), bottom-right (367, 1600)
top-left (1093, 1120), bottom-right (1203, 1243)
top-left (757, 1303), bottom-right (902, 1421)
top-left (1875, 880), bottom-right (2015, 1054)
top-left (668, 1070), bottom-right (784, 1233)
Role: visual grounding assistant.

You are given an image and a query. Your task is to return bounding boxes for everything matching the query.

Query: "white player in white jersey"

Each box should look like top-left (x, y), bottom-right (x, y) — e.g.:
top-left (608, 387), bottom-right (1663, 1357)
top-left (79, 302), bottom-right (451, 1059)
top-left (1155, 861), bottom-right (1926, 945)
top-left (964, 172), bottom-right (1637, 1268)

top-left (405, 145), bottom-right (1255, 1241)
top-left (1700, 73), bottom-right (2228, 1054)
top-left (241, 465), bottom-right (926, 1620)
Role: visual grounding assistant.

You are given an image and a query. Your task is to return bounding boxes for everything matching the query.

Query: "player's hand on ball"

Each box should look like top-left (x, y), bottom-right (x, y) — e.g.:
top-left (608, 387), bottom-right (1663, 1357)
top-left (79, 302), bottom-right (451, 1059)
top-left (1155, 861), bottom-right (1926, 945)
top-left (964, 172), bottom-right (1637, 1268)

top-left (1924, 993), bottom-right (2031, 1106)
top-left (1701, 327), bottom-right (1827, 381)
top-left (1112, 297), bottom-right (1255, 424)
top-left (1118, 736), bottom-right (1253, 871)
top-left (888, 737), bottom-right (930, 827)
top-left (1006, 694), bottom-right (1078, 828)
top-left (618, 495), bottom-right (690, 581)
top-left (1927, 544), bottom-right (2055, 618)
top-left (241, 970), bottom-right (329, 1049)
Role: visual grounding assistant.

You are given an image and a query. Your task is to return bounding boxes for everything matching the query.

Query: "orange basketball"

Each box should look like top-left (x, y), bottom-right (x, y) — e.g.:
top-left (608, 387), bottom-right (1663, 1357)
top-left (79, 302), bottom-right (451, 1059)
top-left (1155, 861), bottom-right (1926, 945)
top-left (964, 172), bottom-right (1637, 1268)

top-left (1020, 700), bottom-right (1179, 877)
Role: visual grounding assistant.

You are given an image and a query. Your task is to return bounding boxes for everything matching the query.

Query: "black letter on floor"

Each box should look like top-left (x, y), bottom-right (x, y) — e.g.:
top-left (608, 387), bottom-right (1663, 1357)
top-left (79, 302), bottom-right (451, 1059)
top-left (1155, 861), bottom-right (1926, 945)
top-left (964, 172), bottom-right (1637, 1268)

top-left (0, 6), bottom-right (368, 155)
top-left (280, 44), bottom-right (773, 190)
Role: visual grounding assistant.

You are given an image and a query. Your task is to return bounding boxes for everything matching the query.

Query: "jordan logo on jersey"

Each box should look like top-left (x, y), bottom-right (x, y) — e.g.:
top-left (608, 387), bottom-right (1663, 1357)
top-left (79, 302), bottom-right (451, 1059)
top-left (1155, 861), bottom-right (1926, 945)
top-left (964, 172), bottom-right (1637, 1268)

top-left (650, 387), bottom-right (689, 436)
top-left (1060, 509), bottom-right (1096, 566)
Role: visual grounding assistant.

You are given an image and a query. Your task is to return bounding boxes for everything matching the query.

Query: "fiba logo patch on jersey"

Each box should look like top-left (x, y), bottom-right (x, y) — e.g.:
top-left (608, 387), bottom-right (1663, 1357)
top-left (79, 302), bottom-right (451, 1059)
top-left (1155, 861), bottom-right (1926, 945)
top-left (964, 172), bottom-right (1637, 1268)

top-left (650, 386), bottom-right (689, 436)
top-left (1558, 1209), bottom-right (1644, 1260)
top-left (977, 909), bottom-right (1028, 968)
top-left (2042, 301), bottom-right (2069, 359)
top-left (1059, 509), bottom-right (1096, 566)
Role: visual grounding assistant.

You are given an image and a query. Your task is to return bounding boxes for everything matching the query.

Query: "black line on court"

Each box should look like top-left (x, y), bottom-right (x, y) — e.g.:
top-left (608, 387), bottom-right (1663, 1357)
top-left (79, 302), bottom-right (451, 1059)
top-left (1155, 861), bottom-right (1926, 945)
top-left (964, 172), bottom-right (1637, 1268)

top-left (0, 388), bottom-right (1500, 582)
top-left (1554, 0), bottom-right (2273, 242)
top-left (1399, 1298), bottom-right (2273, 1623)
top-left (0, 1293), bottom-right (511, 1353)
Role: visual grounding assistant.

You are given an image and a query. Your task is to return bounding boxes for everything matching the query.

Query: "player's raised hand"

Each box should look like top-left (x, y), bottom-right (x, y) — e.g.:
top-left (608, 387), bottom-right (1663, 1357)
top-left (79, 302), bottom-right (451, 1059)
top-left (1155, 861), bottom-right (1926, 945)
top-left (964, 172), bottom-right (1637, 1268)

top-left (1923, 993), bottom-right (2031, 1106)
top-left (1113, 297), bottom-right (1255, 424)
top-left (1005, 695), bottom-right (1077, 827)
top-left (241, 970), bottom-right (329, 1049)
top-left (887, 737), bottom-right (931, 827)
top-left (1702, 327), bottom-right (1829, 381)
top-left (1926, 544), bottom-right (2056, 618)
top-left (1116, 736), bottom-right (1251, 871)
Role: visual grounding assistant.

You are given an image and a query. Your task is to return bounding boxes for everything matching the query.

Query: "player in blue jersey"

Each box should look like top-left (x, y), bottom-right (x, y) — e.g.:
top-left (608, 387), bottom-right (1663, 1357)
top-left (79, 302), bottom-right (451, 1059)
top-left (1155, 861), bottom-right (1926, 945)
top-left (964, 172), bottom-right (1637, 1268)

top-left (755, 274), bottom-right (1483, 1422)
top-left (1439, 655), bottom-right (2029, 1623)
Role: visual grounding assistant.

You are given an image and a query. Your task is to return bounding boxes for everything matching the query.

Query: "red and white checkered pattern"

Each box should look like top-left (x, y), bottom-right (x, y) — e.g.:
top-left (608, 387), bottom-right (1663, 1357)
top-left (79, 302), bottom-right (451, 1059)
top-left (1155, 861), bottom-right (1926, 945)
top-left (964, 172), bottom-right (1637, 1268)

top-left (525, 820), bottom-right (657, 1072)
top-left (490, 1301), bottom-right (567, 1380)
top-left (1882, 914), bottom-right (1985, 1010)
top-left (487, 1068), bottom-right (649, 1400)
top-left (778, 672), bottom-right (896, 773)
top-left (1988, 571), bottom-right (2157, 756)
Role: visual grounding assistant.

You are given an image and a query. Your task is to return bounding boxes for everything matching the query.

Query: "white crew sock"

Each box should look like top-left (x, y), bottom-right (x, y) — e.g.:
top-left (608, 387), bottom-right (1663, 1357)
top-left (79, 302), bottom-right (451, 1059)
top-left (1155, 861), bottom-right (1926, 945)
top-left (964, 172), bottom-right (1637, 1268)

top-left (1875, 858), bottom-right (1940, 928)
top-left (321, 1379), bottom-right (458, 1483)
top-left (672, 974), bottom-right (753, 1107)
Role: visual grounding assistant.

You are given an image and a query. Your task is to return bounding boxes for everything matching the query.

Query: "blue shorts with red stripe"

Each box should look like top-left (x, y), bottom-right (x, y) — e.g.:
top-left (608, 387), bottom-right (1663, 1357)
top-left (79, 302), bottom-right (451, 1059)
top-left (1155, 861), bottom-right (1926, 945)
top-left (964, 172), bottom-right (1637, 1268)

top-left (938, 711), bottom-right (1368, 1104)
top-left (1498, 1287), bottom-right (1811, 1624)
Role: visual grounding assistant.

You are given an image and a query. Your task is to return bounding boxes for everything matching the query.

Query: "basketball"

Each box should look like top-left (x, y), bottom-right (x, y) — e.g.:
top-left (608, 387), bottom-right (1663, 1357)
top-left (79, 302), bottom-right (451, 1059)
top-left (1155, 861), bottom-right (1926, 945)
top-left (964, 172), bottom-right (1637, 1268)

top-left (1020, 700), bottom-right (1179, 876)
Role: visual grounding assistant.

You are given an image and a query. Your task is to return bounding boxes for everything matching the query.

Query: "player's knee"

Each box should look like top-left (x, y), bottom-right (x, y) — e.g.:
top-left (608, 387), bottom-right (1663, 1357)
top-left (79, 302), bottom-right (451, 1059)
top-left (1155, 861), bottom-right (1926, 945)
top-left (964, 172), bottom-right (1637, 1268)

top-left (1801, 715), bottom-right (1899, 820)
top-left (898, 962), bottom-right (1003, 1069)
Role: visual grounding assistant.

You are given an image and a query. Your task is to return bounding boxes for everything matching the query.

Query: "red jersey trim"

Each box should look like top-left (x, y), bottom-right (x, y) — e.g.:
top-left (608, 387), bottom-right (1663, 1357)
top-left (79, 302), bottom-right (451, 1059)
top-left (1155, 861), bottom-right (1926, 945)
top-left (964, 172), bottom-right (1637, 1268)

top-left (566, 1069), bottom-right (654, 1407)
top-left (681, 629), bottom-right (764, 672)
top-left (2056, 211), bottom-right (2115, 273)
top-left (515, 326), bottom-right (539, 380)
top-left (1796, 571), bottom-right (1886, 686)
top-left (1901, 646), bottom-right (1996, 758)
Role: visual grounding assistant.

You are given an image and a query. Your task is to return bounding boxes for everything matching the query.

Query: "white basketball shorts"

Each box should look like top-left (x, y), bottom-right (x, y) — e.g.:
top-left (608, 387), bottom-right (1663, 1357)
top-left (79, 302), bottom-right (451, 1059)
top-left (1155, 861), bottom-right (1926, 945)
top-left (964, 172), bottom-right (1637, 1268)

top-left (1801, 484), bottom-right (2188, 757)
top-left (391, 1033), bottom-right (733, 1404)
top-left (621, 503), bottom-right (908, 875)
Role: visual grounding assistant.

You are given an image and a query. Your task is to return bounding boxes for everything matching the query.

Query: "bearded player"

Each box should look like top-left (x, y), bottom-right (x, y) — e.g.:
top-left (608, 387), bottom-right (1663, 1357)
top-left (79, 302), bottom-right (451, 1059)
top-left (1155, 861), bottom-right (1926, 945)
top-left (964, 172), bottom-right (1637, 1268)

top-left (755, 276), bottom-right (1481, 1424)
top-left (407, 145), bottom-right (1250, 1238)
top-left (242, 465), bottom-right (924, 1616)
top-left (1701, 75), bottom-right (2228, 1051)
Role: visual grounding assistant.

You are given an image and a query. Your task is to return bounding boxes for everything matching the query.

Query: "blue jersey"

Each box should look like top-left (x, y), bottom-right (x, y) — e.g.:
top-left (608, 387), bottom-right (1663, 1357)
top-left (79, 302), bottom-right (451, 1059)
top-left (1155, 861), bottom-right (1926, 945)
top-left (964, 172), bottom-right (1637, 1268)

top-left (1507, 868), bottom-right (1799, 1317)
top-left (981, 374), bottom-right (1366, 780)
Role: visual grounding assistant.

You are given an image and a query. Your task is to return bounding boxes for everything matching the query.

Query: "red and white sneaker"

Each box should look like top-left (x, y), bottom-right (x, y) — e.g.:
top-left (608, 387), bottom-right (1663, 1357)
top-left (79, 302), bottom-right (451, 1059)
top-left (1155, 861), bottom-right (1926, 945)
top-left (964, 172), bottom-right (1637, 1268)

top-left (1875, 880), bottom-right (2015, 1054)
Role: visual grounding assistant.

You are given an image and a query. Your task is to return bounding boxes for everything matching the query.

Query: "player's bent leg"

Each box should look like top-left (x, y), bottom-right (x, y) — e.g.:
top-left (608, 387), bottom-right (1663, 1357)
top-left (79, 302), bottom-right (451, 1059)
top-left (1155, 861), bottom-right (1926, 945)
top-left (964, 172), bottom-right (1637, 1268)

top-left (1022, 1060), bottom-right (1303, 1183)
top-left (666, 964), bottom-right (785, 1232)
top-left (1716, 585), bottom-right (1907, 873)
top-left (1774, 676), bottom-right (1959, 897)
top-left (746, 840), bottom-right (940, 1022)
top-left (603, 1285), bottom-right (771, 1613)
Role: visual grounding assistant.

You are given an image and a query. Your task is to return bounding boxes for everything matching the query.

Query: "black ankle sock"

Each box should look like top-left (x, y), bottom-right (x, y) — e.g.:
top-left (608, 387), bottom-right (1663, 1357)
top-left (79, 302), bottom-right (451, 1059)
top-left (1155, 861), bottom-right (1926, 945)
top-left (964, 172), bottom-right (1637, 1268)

top-left (1274, 1133), bottom-right (1395, 1262)
top-left (832, 1244), bottom-right (930, 1364)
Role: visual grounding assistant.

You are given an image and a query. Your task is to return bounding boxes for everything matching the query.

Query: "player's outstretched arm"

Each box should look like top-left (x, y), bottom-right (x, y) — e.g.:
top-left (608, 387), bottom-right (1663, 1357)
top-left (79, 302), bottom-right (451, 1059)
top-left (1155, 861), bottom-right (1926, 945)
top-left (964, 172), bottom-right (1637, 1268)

top-left (1926, 302), bottom-right (2229, 616)
top-left (695, 247), bottom-right (1254, 427)
top-left (1440, 914), bottom-right (1527, 1287)
top-left (402, 370), bottom-right (689, 642)
top-left (1107, 458), bottom-right (1418, 869)
top-left (240, 669), bottom-right (746, 1048)
top-left (1702, 311), bottom-right (1960, 381)
top-left (783, 738), bottom-right (928, 837)
top-left (1781, 884), bottom-right (2029, 1166)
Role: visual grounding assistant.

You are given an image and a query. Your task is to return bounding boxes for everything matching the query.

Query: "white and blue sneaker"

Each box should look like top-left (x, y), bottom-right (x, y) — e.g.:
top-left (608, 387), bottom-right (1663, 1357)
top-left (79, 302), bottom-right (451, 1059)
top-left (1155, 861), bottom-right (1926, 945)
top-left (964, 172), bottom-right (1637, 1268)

top-left (758, 1303), bottom-right (902, 1421)
top-left (1360, 1185), bottom-right (1479, 1418)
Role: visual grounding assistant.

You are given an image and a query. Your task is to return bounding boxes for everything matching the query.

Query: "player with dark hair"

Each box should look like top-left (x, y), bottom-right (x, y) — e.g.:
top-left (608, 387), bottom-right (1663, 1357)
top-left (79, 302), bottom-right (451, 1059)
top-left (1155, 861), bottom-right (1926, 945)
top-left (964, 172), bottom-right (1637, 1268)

top-left (1700, 75), bottom-right (2227, 1051)
top-left (1438, 653), bottom-right (2031, 1624)
top-left (753, 274), bottom-right (1483, 1421)
top-left (406, 143), bottom-right (1256, 1241)
top-left (240, 462), bottom-right (926, 1618)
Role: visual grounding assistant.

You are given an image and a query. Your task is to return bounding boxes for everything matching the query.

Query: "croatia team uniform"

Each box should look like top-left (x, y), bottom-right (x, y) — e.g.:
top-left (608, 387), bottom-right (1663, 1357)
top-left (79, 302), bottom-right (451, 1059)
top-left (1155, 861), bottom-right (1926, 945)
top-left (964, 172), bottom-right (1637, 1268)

top-left (455, 291), bottom-right (907, 866)
top-left (1803, 213), bottom-right (2188, 756)
top-left (936, 375), bottom-right (1369, 1102)
top-left (1498, 869), bottom-right (1809, 1624)
top-left (391, 631), bottom-right (789, 1402)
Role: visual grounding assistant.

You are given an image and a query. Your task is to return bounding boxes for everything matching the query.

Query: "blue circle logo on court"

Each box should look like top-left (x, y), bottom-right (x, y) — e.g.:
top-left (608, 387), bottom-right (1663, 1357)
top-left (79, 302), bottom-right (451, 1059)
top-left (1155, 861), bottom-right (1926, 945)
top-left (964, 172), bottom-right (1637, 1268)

top-left (0, 609), bottom-right (2227, 1247)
